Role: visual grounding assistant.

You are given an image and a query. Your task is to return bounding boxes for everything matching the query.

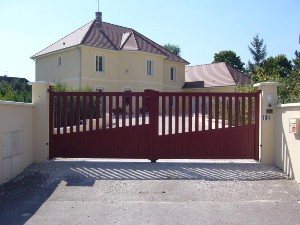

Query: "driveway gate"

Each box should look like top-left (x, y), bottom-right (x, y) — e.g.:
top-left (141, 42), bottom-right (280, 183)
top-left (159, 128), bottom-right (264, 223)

top-left (49, 91), bottom-right (260, 160)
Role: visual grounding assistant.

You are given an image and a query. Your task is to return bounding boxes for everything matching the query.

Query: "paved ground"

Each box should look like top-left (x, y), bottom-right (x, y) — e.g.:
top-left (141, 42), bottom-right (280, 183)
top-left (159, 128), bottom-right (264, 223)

top-left (1, 159), bottom-right (300, 225)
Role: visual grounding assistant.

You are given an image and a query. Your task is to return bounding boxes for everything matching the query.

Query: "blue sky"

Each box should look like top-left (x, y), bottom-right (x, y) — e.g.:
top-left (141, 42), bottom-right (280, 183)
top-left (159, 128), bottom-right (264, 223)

top-left (0, 0), bottom-right (299, 81)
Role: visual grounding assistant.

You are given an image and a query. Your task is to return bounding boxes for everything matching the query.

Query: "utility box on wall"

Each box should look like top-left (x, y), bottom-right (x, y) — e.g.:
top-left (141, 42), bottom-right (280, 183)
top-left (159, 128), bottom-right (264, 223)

top-left (289, 118), bottom-right (300, 134)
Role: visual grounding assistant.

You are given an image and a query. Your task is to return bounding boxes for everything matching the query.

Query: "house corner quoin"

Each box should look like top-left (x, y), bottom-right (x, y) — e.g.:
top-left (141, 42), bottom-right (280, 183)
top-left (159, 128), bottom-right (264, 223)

top-left (28, 81), bottom-right (55, 163)
top-left (254, 82), bottom-right (281, 165)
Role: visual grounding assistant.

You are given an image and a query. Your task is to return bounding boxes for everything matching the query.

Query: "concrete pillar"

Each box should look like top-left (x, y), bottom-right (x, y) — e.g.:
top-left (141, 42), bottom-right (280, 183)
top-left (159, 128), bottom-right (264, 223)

top-left (254, 82), bottom-right (281, 165)
top-left (28, 81), bottom-right (55, 163)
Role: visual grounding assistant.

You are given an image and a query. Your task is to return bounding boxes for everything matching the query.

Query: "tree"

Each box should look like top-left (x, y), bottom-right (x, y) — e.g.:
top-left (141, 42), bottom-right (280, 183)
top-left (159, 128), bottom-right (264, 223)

top-left (247, 34), bottom-right (267, 75)
top-left (163, 43), bottom-right (181, 56)
top-left (212, 50), bottom-right (245, 72)
top-left (293, 50), bottom-right (300, 71)
top-left (0, 80), bottom-right (31, 102)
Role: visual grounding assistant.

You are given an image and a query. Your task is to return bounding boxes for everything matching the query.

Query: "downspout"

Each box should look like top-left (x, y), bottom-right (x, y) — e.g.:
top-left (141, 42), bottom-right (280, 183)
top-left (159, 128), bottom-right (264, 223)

top-left (76, 46), bottom-right (82, 88)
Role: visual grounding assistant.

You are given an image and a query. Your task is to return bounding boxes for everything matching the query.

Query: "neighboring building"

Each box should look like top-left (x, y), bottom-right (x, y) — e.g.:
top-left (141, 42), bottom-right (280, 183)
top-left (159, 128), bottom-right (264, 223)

top-left (31, 12), bottom-right (189, 92)
top-left (183, 62), bottom-right (252, 92)
top-left (0, 76), bottom-right (31, 91)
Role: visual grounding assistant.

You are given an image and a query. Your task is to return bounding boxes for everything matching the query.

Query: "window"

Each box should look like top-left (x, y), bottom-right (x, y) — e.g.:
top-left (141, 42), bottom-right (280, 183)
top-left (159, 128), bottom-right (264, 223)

top-left (58, 56), bottom-right (62, 66)
top-left (170, 66), bottom-right (176, 81)
top-left (96, 55), bottom-right (105, 72)
top-left (147, 59), bottom-right (154, 76)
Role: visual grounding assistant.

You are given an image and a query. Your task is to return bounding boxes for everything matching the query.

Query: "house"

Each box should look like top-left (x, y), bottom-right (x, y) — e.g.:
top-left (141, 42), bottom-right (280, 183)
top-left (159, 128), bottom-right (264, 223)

top-left (183, 62), bottom-right (252, 92)
top-left (31, 12), bottom-right (189, 93)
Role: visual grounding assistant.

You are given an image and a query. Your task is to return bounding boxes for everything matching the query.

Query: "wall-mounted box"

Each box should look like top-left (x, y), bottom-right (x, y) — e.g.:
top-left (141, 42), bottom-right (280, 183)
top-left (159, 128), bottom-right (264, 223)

top-left (289, 118), bottom-right (300, 134)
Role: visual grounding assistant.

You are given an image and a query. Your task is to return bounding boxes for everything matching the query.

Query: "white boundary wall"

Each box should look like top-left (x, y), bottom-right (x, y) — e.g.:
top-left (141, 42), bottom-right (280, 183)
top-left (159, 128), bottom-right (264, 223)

top-left (0, 101), bottom-right (34, 184)
top-left (274, 103), bottom-right (300, 183)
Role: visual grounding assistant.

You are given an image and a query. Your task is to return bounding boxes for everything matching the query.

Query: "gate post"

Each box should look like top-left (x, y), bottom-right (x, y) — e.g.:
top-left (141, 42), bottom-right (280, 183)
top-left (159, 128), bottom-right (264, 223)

top-left (254, 82), bottom-right (280, 165)
top-left (28, 81), bottom-right (55, 163)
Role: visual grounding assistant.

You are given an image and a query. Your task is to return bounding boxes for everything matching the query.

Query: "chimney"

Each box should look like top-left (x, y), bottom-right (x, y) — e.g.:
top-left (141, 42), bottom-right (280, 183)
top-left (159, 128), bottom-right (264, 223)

top-left (95, 12), bottom-right (102, 29)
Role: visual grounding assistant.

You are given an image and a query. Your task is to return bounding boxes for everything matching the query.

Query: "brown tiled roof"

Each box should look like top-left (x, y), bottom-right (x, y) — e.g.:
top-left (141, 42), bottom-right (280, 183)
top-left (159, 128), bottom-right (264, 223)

top-left (184, 62), bottom-right (251, 89)
top-left (32, 18), bottom-right (189, 64)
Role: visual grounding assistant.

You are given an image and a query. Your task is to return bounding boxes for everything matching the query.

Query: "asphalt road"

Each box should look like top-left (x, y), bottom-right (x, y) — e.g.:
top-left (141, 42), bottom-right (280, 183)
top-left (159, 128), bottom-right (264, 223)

top-left (1, 159), bottom-right (300, 225)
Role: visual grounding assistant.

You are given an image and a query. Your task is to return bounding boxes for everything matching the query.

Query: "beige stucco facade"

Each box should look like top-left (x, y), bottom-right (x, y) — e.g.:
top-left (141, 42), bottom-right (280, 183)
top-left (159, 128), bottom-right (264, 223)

top-left (35, 46), bottom-right (186, 92)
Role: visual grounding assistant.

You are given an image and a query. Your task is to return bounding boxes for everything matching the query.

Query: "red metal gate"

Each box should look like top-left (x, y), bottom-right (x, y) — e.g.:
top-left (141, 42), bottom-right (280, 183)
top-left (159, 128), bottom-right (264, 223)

top-left (49, 91), bottom-right (260, 160)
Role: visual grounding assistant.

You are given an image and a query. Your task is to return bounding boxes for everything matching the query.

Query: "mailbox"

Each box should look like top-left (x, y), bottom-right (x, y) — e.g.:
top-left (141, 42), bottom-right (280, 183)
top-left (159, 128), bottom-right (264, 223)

top-left (289, 118), bottom-right (300, 134)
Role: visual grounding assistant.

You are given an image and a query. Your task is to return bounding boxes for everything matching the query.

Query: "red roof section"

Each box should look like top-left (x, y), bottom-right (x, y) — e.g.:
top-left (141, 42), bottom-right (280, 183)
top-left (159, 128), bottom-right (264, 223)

top-left (184, 62), bottom-right (251, 88)
top-left (32, 18), bottom-right (189, 64)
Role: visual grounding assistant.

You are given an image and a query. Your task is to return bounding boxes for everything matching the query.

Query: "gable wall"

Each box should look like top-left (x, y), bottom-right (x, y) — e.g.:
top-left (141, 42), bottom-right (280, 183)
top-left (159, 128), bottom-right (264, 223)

top-left (35, 48), bottom-right (80, 87)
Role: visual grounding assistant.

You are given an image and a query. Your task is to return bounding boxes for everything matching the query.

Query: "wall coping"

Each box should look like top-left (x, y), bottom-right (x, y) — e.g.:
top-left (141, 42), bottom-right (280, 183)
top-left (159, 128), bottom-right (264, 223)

top-left (254, 82), bottom-right (281, 87)
top-left (0, 101), bottom-right (35, 107)
top-left (275, 103), bottom-right (300, 108)
top-left (28, 81), bottom-right (56, 86)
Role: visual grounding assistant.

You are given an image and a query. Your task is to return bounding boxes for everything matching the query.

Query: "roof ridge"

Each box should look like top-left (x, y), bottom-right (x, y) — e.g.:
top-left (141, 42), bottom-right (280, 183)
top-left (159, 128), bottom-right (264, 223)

top-left (131, 29), bottom-right (189, 64)
top-left (132, 29), bottom-right (168, 56)
top-left (187, 62), bottom-right (225, 68)
top-left (31, 20), bottom-right (93, 58)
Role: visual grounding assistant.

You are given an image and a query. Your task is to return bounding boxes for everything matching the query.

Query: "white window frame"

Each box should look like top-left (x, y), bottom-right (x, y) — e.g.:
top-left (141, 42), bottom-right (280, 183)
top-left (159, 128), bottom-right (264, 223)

top-left (170, 66), bottom-right (176, 81)
top-left (57, 56), bottom-right (62, 67)
top-left (146, 59), bottom-right (154, 76)
top-left (96, 54), bottom-right (105, 72)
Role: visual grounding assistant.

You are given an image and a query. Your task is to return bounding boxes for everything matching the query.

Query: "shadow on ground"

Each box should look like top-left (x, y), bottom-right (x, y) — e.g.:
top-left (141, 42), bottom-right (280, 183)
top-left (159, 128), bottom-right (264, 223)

top-left (0, 160), bottom-right (289, 225)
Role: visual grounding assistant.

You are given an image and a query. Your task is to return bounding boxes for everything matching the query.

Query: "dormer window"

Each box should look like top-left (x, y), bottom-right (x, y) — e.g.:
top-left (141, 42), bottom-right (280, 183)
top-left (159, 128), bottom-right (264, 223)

top-left (146, 59), bottom-right (154, 76)
top-left (96, 55), bottom-right (105, 72)
top-left (58, 56), bottom-right (62, 66)
top-left (170, 66), bottom-right (176, 81)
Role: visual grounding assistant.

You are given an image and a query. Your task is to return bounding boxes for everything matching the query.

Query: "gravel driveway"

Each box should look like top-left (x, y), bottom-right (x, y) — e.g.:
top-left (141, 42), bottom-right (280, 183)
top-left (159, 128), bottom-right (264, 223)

top-left (1, 159), bottom-right (300, 225)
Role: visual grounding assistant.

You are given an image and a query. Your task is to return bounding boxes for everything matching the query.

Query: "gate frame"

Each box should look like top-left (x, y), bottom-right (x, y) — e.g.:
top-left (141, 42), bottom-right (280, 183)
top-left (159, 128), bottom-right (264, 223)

top-left (49, 90), bottom-right (260, 161)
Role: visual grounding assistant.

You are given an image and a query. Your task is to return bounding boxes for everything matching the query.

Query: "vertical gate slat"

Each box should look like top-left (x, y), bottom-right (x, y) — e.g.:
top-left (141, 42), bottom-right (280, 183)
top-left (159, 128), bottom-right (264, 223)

top-left (96, 95), bottom-right (100, 130)
top-left (195, 95), bottom-right (199, 132)
top-left (202, 95), bottom-right (205, 131)
top-left (116, 95), bottom-right (119, 128)
top-left (122, 94), bottom-right (126, 128)
top-left (215, 95), bottom-right (219, 129)
top-left (142, 95), bottom-right (146, 125)
top-left (188, 95), bottom-right (192, 132)
top-left (228, 96), bottom-right (232, 128)
top-left (109, 95), bottom-right (113, 128)
top-left (162, 96), bottom-right (165, 135)
top-left (169, 95), bottom-right (172, 135)
top-left (175, 95), bottom-right (179, 134)
top-left (209, 95), bottom-right (212, 130)
top-left (89, 95), bottom-right (93, 131)
top-left (76, 95), bottom-right (80, 132)
top-left (242, 96), bottom-right (245, 126)
top-left (70, 95), bottom-right (74, 133)
top-left (222, 96), bottom-right (225, 129)
top-left (235, 96), bottom-right (239, 127)
top-left (135, 95), bottom-right (139, 126)
top-left (129, 94), bottom-right (132, 127)
top-left (57, 96), bottom-right (61, 135)
top-left (83, 95), bottom-right (87, 132)
top-left (182, 95), bottom-right (186, 133)
top-left (103, 94), bottom-right (107, 129)
top-left (63, 95), bottom-right (67, 134)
